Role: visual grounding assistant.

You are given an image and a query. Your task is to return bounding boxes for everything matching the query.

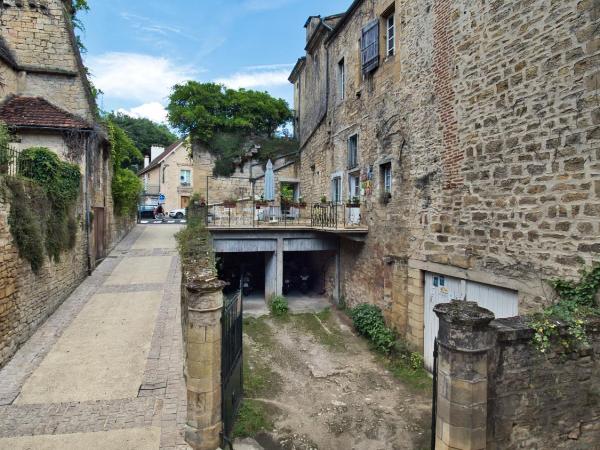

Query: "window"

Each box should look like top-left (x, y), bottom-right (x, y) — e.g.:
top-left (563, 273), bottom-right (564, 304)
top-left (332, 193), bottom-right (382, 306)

top-left (332, 176), bottom-right (342, 204)
top-left (349, 173), bottom-right (360, 199)
top-left (180, 169), bottom-right (191, 186)
top-left (348, 134), bottom-right (358, 170)
top-left (386, 13), bottom-right (395, 56)
top-left (381, 162), bottom-right (392, 195)
top-left (361, 21), bottom-right (379, 74)
top-left (337, 58), bottom-right (345, 99)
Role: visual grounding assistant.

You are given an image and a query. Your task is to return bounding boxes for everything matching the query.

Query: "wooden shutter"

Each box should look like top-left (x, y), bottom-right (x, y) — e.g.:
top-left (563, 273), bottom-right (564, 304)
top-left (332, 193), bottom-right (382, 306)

top-left (361, 21), bottom-right (379, 74)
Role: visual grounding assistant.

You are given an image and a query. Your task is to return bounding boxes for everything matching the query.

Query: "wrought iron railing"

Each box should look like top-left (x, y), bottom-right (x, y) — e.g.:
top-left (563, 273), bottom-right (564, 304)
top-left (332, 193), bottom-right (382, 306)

top-left (0, 147), bottom-right (33, 178)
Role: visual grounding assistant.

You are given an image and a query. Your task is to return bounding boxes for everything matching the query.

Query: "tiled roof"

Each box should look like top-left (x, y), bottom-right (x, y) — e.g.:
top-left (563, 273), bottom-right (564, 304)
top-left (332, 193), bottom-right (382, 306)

top-left (0, 36), bottom-right (18, 68)
top-left (0, 96), bottom-right (93, 130)
top-left (137, 140), bottom-right (184, 176)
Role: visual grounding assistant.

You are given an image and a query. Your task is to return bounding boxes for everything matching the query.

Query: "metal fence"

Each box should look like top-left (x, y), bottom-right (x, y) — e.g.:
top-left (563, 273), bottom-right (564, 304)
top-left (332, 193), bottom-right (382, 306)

top-left (0, 147), bottom-right (33, 178)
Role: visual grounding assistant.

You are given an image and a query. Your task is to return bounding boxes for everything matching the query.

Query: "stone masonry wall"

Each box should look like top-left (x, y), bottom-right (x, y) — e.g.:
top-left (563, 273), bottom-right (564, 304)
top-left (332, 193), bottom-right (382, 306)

top-left (0, 177), bottom-right (88, 368)
top-left (294, 0), bottom-right (599, 351)
top-left (0, 0), bottom-right (92, 121)
top-left (487, 317), bottom-right (600, 449)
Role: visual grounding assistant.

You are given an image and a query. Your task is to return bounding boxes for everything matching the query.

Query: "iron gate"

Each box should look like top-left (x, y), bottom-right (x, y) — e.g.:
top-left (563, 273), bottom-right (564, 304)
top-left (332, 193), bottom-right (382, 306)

top-left (221, 289), bottom-right (243, 445)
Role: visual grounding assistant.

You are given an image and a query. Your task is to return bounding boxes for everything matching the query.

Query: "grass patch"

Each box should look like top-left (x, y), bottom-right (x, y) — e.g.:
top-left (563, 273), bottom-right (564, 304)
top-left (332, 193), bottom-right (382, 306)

top-left (386, 358), bottom-right (432, 393)
top-left (243, 342), bottom-right (283, 398)
top-left (289, 309), bottom-right (346, 352)
top-left (233, 399), bottom-right (273, 439)
top-left (243, 317), bottom-right (276, 349)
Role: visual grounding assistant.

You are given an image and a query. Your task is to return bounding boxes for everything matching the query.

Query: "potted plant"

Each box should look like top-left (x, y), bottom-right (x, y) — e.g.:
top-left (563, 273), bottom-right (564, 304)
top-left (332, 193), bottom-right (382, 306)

top-left (297, 197), bottom-right (307, 208)
top-left (223, 197), bottom-right (237, 208)
top-left (255, 195), bottom-right (269, 208)
top-left (280, 184), bottom-right (294, 207)
top-left (346, 196), bottom-right (361, 208)
top-left (320, 195), bottom-right (327, 204)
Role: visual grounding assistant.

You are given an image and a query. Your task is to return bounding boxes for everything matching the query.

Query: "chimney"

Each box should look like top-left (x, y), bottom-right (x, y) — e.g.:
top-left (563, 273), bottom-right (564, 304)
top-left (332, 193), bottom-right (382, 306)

top-left (144, 155), bottom-right (150, 168)
top-left (150, 145), bottom-right (164, 162)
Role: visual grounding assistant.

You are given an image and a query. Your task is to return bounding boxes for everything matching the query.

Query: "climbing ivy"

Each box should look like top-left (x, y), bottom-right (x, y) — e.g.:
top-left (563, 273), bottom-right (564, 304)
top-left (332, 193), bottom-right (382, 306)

top-left (531, 264), bottom-right (600, 353)
top-left (4, 148), bottom-right (81, 272)
top-left (107, 120), bottom-right (143, 216)
top-left (0, 121), bottom-right (10, 171)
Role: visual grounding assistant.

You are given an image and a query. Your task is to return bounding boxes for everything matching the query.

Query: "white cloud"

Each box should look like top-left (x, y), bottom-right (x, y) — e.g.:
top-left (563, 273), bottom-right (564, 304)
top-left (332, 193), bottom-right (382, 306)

top-left (216, 65), bottom-right (294, 90)
top-left (86, 52), bottom-right (197, 104)
top-left (118, 102), bottom-right (168, 124)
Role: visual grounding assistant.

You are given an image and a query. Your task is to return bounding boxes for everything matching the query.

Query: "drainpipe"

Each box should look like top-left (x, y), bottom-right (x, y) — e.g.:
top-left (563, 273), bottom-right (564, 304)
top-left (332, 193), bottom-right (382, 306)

top-left (83, 132), bottom-right (92, 275)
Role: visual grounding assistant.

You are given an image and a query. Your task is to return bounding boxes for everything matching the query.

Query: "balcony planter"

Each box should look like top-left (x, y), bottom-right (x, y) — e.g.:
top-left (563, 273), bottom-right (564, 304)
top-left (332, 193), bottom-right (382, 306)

top-left (297, 201), bottom-right (307, 209)
top-left (223, 199), bottom-right (237, 208)
top-left (346, 196), bottom-right (361, 208)
top-left (320, 196), bottom-right (328, 204)
top-left (255, 200), bottom-right (269, 208)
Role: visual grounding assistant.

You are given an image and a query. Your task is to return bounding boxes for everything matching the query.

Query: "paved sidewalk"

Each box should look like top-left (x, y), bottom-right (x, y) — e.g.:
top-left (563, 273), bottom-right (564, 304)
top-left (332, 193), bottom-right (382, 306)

top-left (0, 225), bottom-right (189, 450)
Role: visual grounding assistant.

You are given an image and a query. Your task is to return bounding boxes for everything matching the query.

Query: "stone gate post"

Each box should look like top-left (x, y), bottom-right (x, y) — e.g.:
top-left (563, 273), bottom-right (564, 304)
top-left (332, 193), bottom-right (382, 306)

top-left (433, 300), bottom-right (495, 450)
top-left (182, 273), bottom-right (227, 450)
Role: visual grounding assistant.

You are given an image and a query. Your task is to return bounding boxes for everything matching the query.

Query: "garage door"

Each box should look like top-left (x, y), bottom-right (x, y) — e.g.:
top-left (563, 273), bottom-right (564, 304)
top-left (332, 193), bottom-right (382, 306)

top-left (423, 272), bottom-right (518, 371)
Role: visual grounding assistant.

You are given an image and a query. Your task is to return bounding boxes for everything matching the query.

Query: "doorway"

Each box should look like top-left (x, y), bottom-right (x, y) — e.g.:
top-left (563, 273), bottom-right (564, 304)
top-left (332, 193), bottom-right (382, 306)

top-left (93, 207), bottom-right (105, 261)
top-left (181, 196), bottom-right (190, 209)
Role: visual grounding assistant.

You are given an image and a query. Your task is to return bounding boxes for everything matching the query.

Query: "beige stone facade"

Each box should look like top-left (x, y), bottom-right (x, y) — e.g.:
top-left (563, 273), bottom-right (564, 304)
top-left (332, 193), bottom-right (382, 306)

top-left (0, 0), bottom-right (128, 368)
top-left (139, 140), bottom-right (194, 213)
top-left (291, 0), bottom-right (600, 351)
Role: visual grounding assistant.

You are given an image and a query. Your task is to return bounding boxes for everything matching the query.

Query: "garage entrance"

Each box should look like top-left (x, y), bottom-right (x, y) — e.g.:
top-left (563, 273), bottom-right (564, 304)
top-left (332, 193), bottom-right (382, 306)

top-left (217, 252), bottom-right (266, 298)
top-left (423, 272), bottom-right (518, 371)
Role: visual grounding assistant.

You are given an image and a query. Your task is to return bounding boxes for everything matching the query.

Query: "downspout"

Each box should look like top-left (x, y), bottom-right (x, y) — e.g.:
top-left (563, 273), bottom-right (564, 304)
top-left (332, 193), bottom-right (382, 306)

top-left (84, 132), bottom-right (92, 275)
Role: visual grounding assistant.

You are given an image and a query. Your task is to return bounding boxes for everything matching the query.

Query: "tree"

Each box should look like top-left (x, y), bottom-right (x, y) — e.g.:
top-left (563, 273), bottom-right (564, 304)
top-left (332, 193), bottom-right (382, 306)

top-left (167, 82), bottom-right (293, 142)
top-left (107, 112), bottom-right (178, 158)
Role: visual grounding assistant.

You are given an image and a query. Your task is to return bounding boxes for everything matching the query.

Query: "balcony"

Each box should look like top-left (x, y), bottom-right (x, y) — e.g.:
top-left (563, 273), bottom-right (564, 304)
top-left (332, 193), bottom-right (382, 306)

top-left (201, 200), bottom-right (368, 236)
top-left (142, 184), bottom-right (160, 195)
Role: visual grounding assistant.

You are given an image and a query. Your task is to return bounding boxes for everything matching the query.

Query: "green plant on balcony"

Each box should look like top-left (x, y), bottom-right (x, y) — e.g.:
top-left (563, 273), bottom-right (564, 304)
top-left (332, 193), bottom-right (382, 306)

top-left (280, 184), bottom-right (294, 207)
top-left (297, 197), bottom-right (307, 208)
top-left (346, 196), bottom-right (361, 207)
top-left (320, 195), bottom-right (327, 204)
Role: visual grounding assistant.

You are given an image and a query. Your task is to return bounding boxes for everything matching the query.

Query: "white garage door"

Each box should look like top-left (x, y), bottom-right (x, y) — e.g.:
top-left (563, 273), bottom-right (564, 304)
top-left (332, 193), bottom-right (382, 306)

top-left (423, 272), bottom-right (518, 371)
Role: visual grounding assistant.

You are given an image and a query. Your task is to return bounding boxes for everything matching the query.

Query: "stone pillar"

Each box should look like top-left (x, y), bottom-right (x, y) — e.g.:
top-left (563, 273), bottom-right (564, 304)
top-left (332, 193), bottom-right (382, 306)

top-left (276, 237), bottom-right (284, 296)
top-left (182, 274), bottom-right (227, 450)
top-left (434, 300), bottom-right (495, 450)
top-left (265, 251), bottom-right (277, 299)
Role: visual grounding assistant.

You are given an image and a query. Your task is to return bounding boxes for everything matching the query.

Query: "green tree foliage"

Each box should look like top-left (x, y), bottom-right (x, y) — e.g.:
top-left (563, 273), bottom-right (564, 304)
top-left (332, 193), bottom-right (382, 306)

top-left (0, 121), bottom-right (10, 170)
top-left (107, 120), bottom-right (143, 216)
top-left (168, 82), bottom-right (293, 142)
top-left (106, 112), bottom-right (178, 157)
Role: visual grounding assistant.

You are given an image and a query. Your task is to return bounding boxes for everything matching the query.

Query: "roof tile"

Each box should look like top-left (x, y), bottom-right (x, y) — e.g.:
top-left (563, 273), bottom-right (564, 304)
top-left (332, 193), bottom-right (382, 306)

top-left (0, 96), bottom-right (93, 130)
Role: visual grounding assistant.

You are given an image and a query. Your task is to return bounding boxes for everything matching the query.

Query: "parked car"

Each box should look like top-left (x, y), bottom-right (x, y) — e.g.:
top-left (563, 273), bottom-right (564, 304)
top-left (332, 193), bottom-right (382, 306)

top-left (169, 208), bottom-right (186, 219)
top-left (138, 204), bottom-right (157, 220)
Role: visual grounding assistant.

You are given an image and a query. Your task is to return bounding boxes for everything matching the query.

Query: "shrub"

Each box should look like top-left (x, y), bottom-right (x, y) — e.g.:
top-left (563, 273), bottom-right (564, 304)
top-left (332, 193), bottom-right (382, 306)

top-left (0, 121), bottom-right (10, 171)
top-left (112, 168), bottom-right (142, 216)
top-left (350, 304), bottom-right (395, 354)
top-left (269, 295), bottom-right (289, 317)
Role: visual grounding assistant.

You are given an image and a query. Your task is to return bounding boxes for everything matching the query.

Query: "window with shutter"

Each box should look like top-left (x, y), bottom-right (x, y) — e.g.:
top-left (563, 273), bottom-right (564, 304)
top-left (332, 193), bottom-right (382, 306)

top-left (361, 21), bottom-right (379, 74)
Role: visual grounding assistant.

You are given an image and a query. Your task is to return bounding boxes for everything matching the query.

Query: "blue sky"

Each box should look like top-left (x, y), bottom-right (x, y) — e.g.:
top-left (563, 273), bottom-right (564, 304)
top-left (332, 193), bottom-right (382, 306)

top-left (81, 0), bottom-right (350, 123)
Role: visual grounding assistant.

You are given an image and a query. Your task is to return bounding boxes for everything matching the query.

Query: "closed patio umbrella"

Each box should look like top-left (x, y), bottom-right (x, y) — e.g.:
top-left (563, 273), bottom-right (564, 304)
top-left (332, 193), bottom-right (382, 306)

top-left (264, 160), bottom-right (275, 201)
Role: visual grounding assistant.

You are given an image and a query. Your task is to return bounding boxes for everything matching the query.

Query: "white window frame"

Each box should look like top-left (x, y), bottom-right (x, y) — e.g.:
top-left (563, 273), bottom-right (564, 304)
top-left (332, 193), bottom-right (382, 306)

top-left (338, 58), bottom-right (345, 100)
top-left (180, 169), bottom-right (191, 186)
top-left (348, 173), bottom-right (360, 199)
top-left (331, 174), bottom-right (343, 204)
top-left (386, 13), bottom-right (395, 57)
top-left (382, 163), bottom-right (392, 193)
top-left (348, 134), bottom-right (358, 169)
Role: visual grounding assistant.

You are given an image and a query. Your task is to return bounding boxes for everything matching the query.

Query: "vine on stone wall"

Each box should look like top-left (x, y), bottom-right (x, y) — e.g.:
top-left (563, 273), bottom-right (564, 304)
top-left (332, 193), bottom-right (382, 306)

top-left (531, 264), bottom-right (600, 353)
top-left (5, 147), bottom-right (81, 272)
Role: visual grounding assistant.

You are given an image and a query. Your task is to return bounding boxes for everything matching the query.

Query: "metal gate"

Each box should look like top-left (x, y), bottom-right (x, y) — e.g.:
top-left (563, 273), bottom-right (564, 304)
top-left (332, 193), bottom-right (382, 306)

top-left (221, 290), bottom-right (243, 444)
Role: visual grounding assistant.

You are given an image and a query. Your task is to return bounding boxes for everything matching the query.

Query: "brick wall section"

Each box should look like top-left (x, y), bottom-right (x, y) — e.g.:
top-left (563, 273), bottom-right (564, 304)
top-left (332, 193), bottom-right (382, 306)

top-left (488, 317), bottom-right (600, 449)
top-left (433, 0), bottom-right (461, 190)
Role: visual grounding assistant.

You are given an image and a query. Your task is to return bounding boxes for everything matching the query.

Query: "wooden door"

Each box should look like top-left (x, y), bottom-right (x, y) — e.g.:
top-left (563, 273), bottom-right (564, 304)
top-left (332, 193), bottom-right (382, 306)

top-left (181, 196), bottom-right (190, 208)
top-left (94, 207), bottom-right (105, 260)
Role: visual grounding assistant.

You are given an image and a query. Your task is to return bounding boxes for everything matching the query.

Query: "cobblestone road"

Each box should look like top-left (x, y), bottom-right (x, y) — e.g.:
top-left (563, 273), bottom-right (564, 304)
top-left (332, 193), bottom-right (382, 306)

top-left (0, 225), bottom-right (189, 450)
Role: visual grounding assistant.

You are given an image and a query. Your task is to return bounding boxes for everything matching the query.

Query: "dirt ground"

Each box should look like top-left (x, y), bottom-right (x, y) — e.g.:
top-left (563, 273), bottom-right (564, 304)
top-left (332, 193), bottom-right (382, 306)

top-left (239, 308), bottom-right (432, 450)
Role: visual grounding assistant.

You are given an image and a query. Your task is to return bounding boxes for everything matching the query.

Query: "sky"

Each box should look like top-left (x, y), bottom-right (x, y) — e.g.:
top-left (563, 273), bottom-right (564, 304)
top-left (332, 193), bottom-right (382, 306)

top-left (81, 0), bottom-right (350, 124)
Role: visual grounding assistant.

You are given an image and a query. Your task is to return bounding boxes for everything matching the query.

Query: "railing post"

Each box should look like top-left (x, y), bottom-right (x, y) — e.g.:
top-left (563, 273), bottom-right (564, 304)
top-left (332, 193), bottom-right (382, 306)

top-left (182, 275), bottom-right (227, 450)
top-left (433, 300), bottom-right (495, 450)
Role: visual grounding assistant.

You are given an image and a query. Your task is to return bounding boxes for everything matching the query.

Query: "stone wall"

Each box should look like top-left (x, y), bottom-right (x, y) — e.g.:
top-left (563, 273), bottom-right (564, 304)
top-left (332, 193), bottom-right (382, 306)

top-left (0, 0), bottom-right (93, 120)
top-left (292, 0), bottom-right (600, 351)
top-left (487, 316), bottom-right (600, 449)
top-left (433, 300), bottom-right (600, 450)
top-left (0, 177), bottom-right (88, 368)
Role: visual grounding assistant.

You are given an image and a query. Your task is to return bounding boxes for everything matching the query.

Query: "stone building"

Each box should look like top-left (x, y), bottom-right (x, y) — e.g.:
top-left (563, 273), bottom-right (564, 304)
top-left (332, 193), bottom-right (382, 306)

top-left (138, 139), bottom-right (192, 213)
top-left (0, 0), bottom-right (126, 368)
top-left (290, 0), bottom-right (600, 363)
